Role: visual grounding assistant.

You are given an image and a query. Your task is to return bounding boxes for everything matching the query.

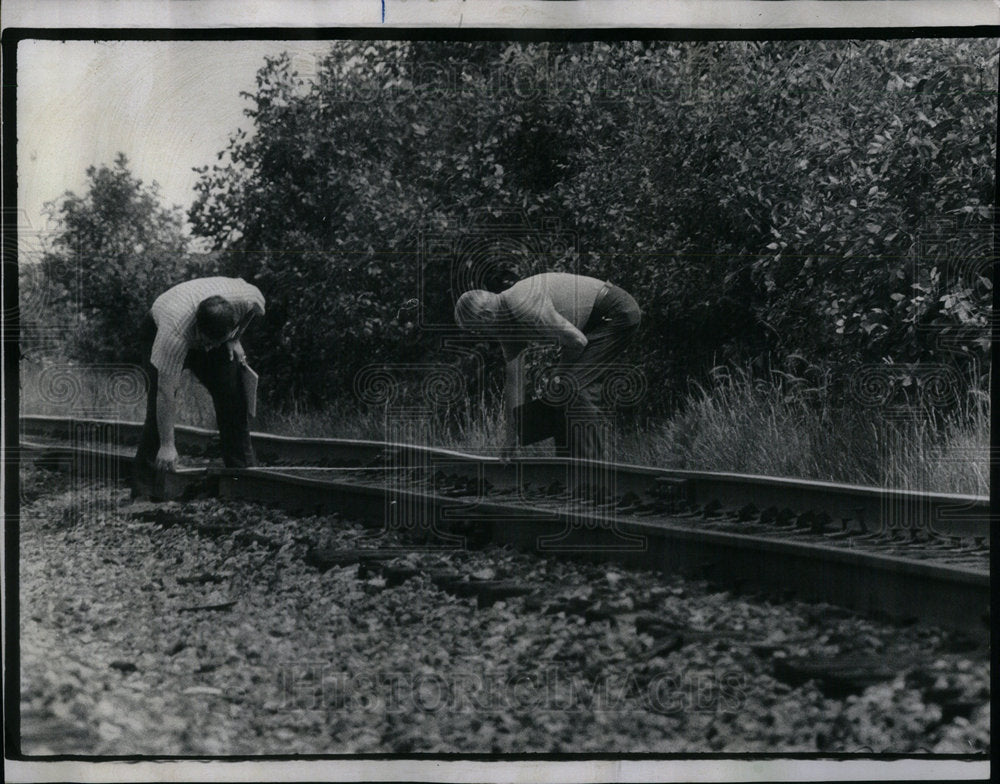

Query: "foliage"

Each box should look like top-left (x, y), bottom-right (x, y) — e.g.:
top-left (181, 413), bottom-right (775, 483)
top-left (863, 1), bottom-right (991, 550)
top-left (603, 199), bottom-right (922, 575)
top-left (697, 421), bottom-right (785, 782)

top-left (547, 40), bottom-right (996, 404)
top-left (19, 359), bottom-right (988, 495)
top-left (187, 39), bottom-right (995, 414)
top-left (627, 362), bottom-right (989, 495)
top-left (32, 154), bottom-right (202, 365)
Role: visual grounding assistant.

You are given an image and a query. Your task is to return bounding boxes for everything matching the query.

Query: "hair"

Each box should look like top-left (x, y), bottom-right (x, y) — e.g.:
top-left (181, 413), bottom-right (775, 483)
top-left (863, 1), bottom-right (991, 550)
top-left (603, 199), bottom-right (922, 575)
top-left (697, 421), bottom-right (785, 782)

top-left (454, 290), bottom-right (499, 329)
top-left (195, 295), bottom-right (238, 341)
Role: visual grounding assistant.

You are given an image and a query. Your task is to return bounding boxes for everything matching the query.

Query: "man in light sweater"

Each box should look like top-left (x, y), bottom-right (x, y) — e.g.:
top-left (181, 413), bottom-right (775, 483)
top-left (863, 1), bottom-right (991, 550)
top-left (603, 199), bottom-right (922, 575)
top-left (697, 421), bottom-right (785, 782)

top-left (454, 272), bottom-right (641, 460)
top-left (133, 277), bottom-right (265, 489)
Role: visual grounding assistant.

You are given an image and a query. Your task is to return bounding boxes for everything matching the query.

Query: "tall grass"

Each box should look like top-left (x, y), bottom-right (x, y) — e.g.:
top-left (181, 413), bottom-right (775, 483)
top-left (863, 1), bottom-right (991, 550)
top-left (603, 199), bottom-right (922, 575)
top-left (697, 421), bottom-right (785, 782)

top-left (876, 389), bottom-right (990, 495)
top-left (18, 359), bottom-right (989, 495)
top-left (19, 360), bottom-right (216, 428)
top-left (254, 396), bottom-right (383, 441)
top-left (623, 364), bottom-right (989, 496)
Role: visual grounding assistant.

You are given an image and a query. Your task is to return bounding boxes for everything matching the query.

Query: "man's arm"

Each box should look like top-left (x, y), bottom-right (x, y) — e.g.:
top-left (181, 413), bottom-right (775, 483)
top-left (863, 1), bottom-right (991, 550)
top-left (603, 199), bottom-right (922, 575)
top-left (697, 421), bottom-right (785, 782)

top-left (536, 301), bottom-right (588, 357)
top-left (155, 372), bottom-right (182, 470)
top-left (226, 302), bottom-right (264, 363)
top-left (506, 287), bottom-right (588, 357)
top-left (503, 350), bottom-right (525, 450)
top-left (236, 302), bottom-right (264, 336)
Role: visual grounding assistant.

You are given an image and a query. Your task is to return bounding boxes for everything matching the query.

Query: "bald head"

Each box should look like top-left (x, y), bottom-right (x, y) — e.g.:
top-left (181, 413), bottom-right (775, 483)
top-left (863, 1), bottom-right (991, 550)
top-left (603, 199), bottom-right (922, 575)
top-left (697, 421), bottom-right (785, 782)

top-left (454, 289), bottom-right (503, 330)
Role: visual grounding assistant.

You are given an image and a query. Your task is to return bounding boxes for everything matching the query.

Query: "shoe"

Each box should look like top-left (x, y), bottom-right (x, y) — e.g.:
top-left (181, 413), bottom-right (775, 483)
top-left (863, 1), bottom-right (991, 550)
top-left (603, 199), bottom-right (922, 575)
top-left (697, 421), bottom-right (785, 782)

top-left (131, 469), bottom-right (166, 503)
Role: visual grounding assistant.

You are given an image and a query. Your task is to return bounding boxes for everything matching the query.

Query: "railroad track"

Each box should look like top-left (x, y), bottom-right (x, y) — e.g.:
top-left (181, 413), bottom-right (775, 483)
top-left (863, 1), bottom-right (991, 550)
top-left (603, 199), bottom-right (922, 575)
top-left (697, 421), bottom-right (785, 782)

top-left (18, 415), bottom-right (992, 634)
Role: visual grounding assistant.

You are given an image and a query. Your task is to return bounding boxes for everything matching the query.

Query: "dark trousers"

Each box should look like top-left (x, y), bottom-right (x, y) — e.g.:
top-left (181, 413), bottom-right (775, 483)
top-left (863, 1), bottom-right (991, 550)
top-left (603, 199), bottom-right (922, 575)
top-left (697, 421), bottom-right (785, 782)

top-left (134, 315), bottom-right (255, 478)
top-left (517, 284), bottom-right (641, 460)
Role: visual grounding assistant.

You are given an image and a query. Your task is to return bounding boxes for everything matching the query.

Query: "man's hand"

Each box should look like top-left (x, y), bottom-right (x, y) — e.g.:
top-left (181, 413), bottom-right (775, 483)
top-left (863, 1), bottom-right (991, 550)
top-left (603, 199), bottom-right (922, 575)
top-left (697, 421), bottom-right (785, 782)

top-left (562, 334), bottom-right (588, 363)
top-left (499, 427), bottom-right (518, 463)
top-left (226, 339), bottom-right (246, 363)
top-left (155, 444), bottom-right (179, 472)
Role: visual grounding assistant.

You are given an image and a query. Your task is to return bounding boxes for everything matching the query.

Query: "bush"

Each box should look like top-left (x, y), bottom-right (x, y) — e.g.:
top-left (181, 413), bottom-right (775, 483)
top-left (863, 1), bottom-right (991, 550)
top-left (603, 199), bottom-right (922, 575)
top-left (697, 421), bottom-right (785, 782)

top-left (31, 154), bottom-right (207, 366)
top-left (188, 40), bottom-right (994, 414)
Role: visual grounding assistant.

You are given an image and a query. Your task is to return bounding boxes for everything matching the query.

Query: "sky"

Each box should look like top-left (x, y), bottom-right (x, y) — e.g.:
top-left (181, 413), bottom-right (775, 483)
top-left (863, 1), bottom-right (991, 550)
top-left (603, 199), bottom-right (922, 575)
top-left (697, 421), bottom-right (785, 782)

top-left (16, 39), bottom-right (332, 254)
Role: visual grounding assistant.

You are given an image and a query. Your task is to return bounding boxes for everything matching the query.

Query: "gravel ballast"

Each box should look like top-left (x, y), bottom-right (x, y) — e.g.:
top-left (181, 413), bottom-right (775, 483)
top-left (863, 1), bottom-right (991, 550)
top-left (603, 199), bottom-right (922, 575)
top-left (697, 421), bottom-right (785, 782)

top-left (17, 463), bottom-right (990, 755)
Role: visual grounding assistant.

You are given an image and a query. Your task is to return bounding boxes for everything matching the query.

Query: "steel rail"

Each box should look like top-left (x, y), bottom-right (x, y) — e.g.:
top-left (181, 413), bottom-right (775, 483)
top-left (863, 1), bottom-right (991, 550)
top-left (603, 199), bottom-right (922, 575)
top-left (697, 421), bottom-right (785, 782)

top-left (215, 467), bottom-right (988, 634)
top-left (19, 415), bottom-right (992, 541)
top-left (17, 420), bottom-right (991, 634)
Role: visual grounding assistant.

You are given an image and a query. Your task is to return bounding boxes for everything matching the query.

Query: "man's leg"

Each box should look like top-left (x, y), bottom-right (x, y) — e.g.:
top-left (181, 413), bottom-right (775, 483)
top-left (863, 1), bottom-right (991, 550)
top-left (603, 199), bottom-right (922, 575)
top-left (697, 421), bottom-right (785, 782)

top-left (134, 364), bottom-right (160, 472)
top-left (561, 319), bottom-right (640, 461)
top-left (564, 285), bottom-right (641, 460)
top-left (133, 315), bottom-right (160, 488)
top-left (186, 347), bottom-right (256, 468)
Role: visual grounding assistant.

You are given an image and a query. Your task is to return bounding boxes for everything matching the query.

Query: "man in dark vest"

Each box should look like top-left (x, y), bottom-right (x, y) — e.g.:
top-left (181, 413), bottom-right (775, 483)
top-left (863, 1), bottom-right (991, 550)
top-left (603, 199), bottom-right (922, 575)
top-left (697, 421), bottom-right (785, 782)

top-left (133, 277), bottom-right (264, 494)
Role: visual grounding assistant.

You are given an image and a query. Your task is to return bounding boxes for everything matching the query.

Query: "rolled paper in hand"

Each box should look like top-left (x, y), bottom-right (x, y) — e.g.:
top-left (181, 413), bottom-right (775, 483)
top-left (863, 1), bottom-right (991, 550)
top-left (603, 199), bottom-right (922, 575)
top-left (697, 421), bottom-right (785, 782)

top-left (240, 361), bottom-right (259, 418)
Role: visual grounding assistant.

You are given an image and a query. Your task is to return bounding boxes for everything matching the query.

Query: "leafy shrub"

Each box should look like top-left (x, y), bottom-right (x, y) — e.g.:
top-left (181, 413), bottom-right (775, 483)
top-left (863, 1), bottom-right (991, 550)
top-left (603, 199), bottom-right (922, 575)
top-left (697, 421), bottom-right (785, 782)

top-left (29, 154), bottom-right (209, 366)
top-left (187, 40), bottom-right (994, 414)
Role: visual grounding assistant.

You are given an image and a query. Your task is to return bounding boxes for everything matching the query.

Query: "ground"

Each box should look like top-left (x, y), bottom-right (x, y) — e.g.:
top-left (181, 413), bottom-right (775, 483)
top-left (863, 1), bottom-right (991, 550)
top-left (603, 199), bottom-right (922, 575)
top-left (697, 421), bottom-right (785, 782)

top-left (16, 463), bottom-right (991, 755)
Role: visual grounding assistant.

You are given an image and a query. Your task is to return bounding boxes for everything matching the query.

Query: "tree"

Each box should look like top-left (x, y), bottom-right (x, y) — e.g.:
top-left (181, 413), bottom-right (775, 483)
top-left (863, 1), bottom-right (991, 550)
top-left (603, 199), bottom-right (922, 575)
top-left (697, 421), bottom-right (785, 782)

top-left (190, 40), bottom-right (994, 413)
top-left (40, 154), bottom-right (196, 364)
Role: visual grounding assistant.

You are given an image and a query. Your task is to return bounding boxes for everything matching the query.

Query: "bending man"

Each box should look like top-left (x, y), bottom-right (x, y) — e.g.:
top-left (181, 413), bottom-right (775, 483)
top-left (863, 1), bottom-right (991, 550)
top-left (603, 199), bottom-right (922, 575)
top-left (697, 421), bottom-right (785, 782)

top-left (455, 272), bottom-right (641, 460)
top-left (134, 277), bottom-right (265, 488)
